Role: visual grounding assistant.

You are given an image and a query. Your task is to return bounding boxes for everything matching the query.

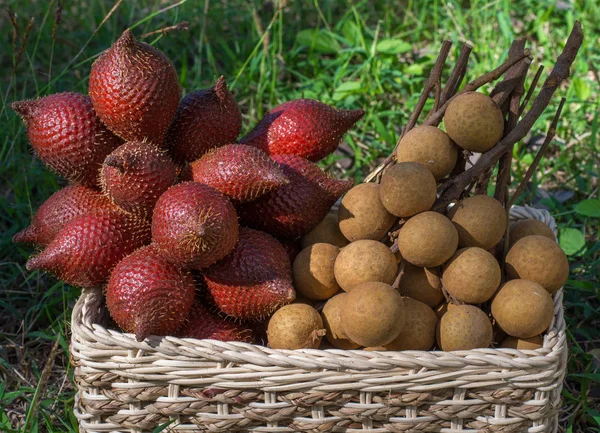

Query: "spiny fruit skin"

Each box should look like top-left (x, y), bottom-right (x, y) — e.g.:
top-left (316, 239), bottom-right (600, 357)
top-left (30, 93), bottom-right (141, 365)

top-left (167, 76), bottom-right (242, 162)
top-left (106, 244), bottom-right (195, 341)
top-left (101, 141), bottom-right (178, 217)
top-left (239, 99), bottom-right (365, 161)
top-left (238, 154), bottom-right (352, 238)
top-left (152, 182), bottom-right (239, 269)
top-left (88, 29), bottom-right (180, 144)
top-left (13, 184), bottom-right (115, 246)
top-left (176, 301), bottom-right (254, 342)
top-left (12, 92), bottom-right (122, 187)
top-left (191, 144), bottom-right (289, 203)
top-left (26, 210), bottom-right (151, 288)
top-left (203, 228), bottom-right (296, 320)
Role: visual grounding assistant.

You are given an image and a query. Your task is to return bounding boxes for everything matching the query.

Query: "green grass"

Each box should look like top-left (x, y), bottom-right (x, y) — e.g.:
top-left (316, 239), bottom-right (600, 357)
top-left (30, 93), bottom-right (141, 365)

top-left (1, 0), bottom-right (598, 431)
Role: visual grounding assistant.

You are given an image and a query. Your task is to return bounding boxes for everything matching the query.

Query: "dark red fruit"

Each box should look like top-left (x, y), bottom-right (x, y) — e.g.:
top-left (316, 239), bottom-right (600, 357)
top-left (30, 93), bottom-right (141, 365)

top-left (167, 76), bottom-right (242, 162)
top-left (13, 185), bottom-right (115, 246)
top-left (237, 154), bottom-right (352, 238)
top-left (191, 144), bottom-right (288, 203)
top-left (106, 244), bottom-right (196, 341)
top-left (101, 141), bottom-right (178, 217)
top-left (12, 92), bottom-right (122, 187)
top-left (26, 210), bottom-right (151, 288)
top-left (152, 182), bottom-right (239, 269)
top-left (239, 98), bottom-right (364, 161)
top-left (280, 238), bottom-right (301, 263)
top-left (89, 29), bottom-right (180, 144)
top-left (203, 228), bottom-right (295, 320)
top-left (176, 301), bottom-right (253, 342)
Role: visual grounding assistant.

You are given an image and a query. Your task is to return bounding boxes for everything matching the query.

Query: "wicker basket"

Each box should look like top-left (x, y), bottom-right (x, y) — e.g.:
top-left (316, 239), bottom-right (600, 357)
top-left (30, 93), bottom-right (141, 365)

top-left (71, 205), bottom-right (567, 433)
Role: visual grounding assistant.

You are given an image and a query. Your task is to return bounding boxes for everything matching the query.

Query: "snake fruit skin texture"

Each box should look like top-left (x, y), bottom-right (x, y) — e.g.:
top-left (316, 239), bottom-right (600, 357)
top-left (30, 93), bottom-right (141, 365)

top-left (238, 154), bottom-right (352, 238)
top-left (101, 141), bottom-right (178, 217)
top-left (106, 244), bottom-right (196, 341)
top-left (152, 182), bottom-right (239, 269)
top-left (190, 144), bottom-right (288, 203)
top-left (167, 76), bottom-right (242, 163)
top-left (89, 29), bottom-right (180, 144)
top-left (12, 92), bottom-right (122, 187)
top-left (13, 185), bottom-right (115, 246)
top-left (239, 98), bottom-right (364, 161)
top-left (203, 227), bottom-right (295, 320)
top-left (26, 210), bottom-right (151, 288)
top-left (176, 300), bottom-right (253, 342)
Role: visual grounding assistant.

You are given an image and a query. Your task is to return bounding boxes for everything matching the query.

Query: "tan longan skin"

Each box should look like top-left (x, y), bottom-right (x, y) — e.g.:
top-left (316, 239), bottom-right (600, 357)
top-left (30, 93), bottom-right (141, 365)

top-left (301, 213), bottom-right (349, 249)
top-left (442, 247), bottom-right (501, 304)
top-left (334, 240), bottom-right (398, 292)
top-left (505, 235), bottom-right (568, 294)
top-left (338, 183), bottom-right (397, 242)
top-left (321, 293), bottom-right (360, 350)
top-left (444, 91), bottom-right (504, 152)
top-left (500, 335), bottom-right (544, 350)
top-left (397, 211), bottom-right (458, 267)
top-left (396, 125), bottom-right (458, 180)
top-left (379, 162), bottom-right (437, 218)
top-left (341, 282), bottom-right (405, 347)
top-left (449, 195), bottom-right (507, 250)
top-left (293, 243), bottom-right (341, 300)
top-left (399, 263), bottom-right (444, 308)
top-left (267, 304), bottom-right (325, 350)
top-left (491, 279), bottom-right (554, 339)
top-left (436, 305), bottom-right (493, 351)
top-left (385, 298), bottom-right (438, 351)
top-left (509, 219), bottom-right (555, 247)
top-left (435, 302), bottom-right (458, 320)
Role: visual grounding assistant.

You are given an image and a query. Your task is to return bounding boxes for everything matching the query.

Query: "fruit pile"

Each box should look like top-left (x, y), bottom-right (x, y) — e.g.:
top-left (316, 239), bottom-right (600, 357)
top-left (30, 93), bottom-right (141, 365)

top-left (15, 29), bottom-right (569, 353)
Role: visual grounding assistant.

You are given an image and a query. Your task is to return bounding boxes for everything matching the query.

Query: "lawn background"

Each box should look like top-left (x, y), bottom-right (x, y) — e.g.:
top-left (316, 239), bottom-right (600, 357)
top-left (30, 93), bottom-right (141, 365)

top-left (0, 0), bottom-right (598, 431)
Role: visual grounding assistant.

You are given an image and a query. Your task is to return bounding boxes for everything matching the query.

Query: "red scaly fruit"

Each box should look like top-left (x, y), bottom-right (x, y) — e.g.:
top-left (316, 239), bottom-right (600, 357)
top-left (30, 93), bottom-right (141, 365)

top-left (26, 210), bottom-right (151, 288)
top-left (203, 227), bottom-right (296, 320)
top-left (237, 154), bottom-right (352, 238)
top-left (101, 141), bottom-right (178, 217)
top-left (167, 76), bottom-right (242, 163)
top-left (106, 244), bottom-right (195, 341)
top-left (12, 92), bottom-right (122, 187)
top-left (152, 182), bottom-right (239, 269)
top-left (13, 185), bottom-right (115, 246)
top-left (190, 144), bottom-right (288, 203)
top-left (88, 29), bottom-right (180, 144)
top-left (279, 238), bottom-right (301, 263)
top-left (176, 301), bottom-right (253, 342)
top-left (239, 99), bottom-right (364, 161)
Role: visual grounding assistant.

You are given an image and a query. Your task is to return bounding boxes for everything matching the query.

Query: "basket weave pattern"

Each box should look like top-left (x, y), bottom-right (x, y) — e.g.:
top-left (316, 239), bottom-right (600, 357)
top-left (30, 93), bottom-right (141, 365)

top-left (71, 205), bottom-right (567, 433)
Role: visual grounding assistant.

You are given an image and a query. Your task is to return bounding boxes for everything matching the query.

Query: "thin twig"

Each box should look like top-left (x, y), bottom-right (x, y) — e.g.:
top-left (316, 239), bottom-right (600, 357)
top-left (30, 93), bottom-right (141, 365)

top-left (519, 65), bottom-right (544, 115)
top-left (508, 98), bottom-right (566, 208)
top-left (140, 21), bottom-right (189, 39)
top-left (439, 43), bottom-right (472, 106)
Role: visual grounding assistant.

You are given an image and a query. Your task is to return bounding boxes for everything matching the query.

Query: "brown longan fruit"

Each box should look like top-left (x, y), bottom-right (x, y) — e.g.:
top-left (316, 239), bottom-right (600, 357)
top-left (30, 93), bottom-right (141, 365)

top-left (397, 211), bottom-right (458, 267)
top-left (396, 125), bottom-right (458, 180)
top-left (442, 247), bottom-right (501, 304)
top-left (444, 91), bottom-right (504, 152)
top-left (338, 183), bottom-right (396, 242)
top-left (267, 304), bottom-right (325, 349)
top-left (509, 219), bottom-right (555, 247)
top-left (321, 293), bottom-right (360, 350)
top-left (399, 263), bottom-right (444, 308)
top-left (491, 279), bottom-right (554, 339)
top-left (449, 195), bottom-right (507, 250)
top-left (341, 282), bottom-right (405, 347)
top-left (500, 335), bottom-right (543, 350)
top-left (435, 302), bottom-right (458, 319)
top-left (505, 235), bottom-right (569, 294)
top-left (301, 213), bottom-right (349, 249)
top-left (379, 162), bottom-right (436, 217)
top-left (334, 240), bottom-right (398, 292)
top-left (436, 305), bottom-right (493, 351)
top-left (384, 298), bottom-right (438, 351)
top-left (293, 243), bottom-right (341, 300)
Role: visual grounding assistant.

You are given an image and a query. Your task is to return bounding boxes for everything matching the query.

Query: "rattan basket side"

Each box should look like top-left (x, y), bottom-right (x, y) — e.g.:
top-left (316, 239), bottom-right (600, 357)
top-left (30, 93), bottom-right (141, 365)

top-left (71, 205), bottom-right (567, 433)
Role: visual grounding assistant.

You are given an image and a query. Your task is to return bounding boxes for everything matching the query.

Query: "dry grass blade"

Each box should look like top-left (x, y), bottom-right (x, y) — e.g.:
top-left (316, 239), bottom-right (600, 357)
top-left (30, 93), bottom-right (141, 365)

top-left (141, 21), bottom-right (190, 39)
